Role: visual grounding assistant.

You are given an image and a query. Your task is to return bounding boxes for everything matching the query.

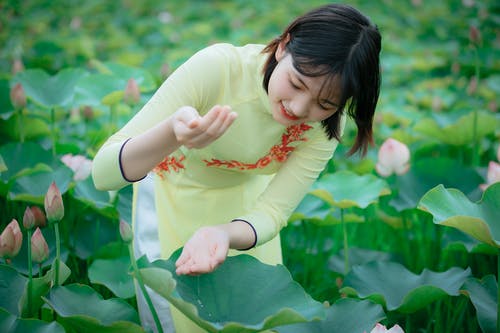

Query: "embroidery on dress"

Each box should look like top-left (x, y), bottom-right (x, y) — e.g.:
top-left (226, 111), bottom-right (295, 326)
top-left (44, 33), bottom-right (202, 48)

top-left (153, 155), bottom-right (185, 177)
top-left (203, 123), bottom-right (312, 170)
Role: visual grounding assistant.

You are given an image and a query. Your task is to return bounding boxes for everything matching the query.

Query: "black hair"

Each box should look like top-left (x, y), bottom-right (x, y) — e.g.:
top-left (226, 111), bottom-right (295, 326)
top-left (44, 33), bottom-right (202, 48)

top-left (262, 3), bottom-right (381, 156)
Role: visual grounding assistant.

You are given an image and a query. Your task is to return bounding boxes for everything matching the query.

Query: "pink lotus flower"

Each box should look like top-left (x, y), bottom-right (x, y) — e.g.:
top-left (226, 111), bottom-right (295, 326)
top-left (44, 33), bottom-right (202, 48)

top-left (30, 206), bottom-right (47, 228)
top-left (119, 220), bottom-right (133, 243)
top-left (375, 138), bottom-right (410, 177)
top-left (370, 323), bottom-right (405, 333)
top-left (123, 78), bottom-right (141, 105)
top-left (10, 83), bottom-right (27, 109)
top-left (61, 154), bottom-right (92, 181)
top-left (480, 161), bottom-right (500, 191)
top-left (0, 219), bottom-right (23, 259)
top-left (23, 206), bottom-right (35, 230)
top-left (44, 182), bottom-right (64, 223)
top-left (31, 228), bottom-right (49, 263)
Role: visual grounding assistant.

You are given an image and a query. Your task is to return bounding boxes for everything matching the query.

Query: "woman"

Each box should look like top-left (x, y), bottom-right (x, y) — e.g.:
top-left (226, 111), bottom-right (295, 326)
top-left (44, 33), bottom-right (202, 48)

top-left (92, 3), bottom-right (381, 332)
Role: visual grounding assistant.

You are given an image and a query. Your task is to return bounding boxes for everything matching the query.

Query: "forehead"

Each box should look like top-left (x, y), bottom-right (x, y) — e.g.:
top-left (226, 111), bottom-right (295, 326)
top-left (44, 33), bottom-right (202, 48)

top-left (291, 64), bottom-right (342, 102)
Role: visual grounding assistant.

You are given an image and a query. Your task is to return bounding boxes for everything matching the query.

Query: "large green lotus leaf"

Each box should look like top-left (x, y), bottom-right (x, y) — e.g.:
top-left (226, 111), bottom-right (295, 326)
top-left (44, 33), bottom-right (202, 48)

top-left (43, 284), bottom-right (143, 333)
top-left (71, 213), bottom-right (120, 259)
top-left (328, 247), bottom-right (396, 274)
top-left (462, 275), bottom-right (497, 333)
top-left (73, 73), bottom-right (126, 107)
top-left (310, 170), bottom-right (390, 209)
top-left (0, 113), bottom-right (51, 140)
top-left (20, 260), bottom-right (72, 317)
top-left (0, 308), bottom-right (65, 333)
top-left (116, 185), bottom-right (133, 224)
top-left (442, 228), bottom-right (498, 256)
top-left (418, 183), bottom-right (500, 247)
top-left (289, 194), bottom-right (363, 226)
top-left (340, 261), bottom-right (471, 313)
top-left (73, 176), bottom-right (114, 212)
top-left (13, 68), bottom-right (87, 108)
top-left (137, 251), bottom-right (326, 333)
top-left (390, 157), bottom-right (483, 212)
top-left (88, 256), bottom-right (135, 299)
top-left (274, 298), bottom-right (385, 333)
top-left (0, 142), bottom-right (55, 182)
top-left (0, 264), bottom-right (28, 316)
top-left (413, 110), bottom-right (497, 145)
top-left (8, 165), bottom-right (72, 204)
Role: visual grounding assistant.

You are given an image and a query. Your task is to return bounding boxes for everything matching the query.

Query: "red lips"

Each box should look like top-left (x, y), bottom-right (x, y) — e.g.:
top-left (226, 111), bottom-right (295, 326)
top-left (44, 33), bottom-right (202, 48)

top-left (280, 103), bottom-right (299, 121)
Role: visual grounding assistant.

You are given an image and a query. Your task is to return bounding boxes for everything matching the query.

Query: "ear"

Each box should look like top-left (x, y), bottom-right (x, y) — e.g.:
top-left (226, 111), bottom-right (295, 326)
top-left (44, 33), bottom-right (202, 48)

top-left (275, 33), bottom-right (290, 61)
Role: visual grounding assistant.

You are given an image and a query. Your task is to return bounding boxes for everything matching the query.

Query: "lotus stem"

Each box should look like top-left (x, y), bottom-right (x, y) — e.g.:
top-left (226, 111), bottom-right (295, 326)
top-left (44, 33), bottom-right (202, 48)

top-left (18, 107), bottom-right (25, 142)
top-left (127, 243), bottom-right (163, 333)
top-left (27, 228), bottom-right (33, 317)
top-left (341, 208), bottom-right (349, 275)
top-left (50, 108), bottom-right (56, 157)
top-left (53, 221), bottom-right (60, 286)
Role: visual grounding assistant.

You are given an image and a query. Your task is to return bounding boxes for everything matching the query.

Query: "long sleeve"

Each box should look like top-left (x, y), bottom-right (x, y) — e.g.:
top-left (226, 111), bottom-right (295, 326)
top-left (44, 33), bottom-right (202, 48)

top-left (92, 45), bottom-right (231, 191)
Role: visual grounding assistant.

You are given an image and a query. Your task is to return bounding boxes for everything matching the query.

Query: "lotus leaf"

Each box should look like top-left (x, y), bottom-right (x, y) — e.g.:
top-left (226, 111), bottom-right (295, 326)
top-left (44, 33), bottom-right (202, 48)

top-left (89, 256), bottom-right (135, 299)
top-left (43, 284), bottom-right (142, 332)
top-left (418, 183), bottom-right (500, 247)
top-left (340, 261), bottom-right (471, 313)
top-left (0, 308), bottom-right (65, 333)
top-left (462, 275), bottom-right (497, 333)
top-left (310, 170), bottom-right (390, 209)
top-left (137, 251), bottom-right (325, 332)
top-left (274, 298), bottom-right (385, 333)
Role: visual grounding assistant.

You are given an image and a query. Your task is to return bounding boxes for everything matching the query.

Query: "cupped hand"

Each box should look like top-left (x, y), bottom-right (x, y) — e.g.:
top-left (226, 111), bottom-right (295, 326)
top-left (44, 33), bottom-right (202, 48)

top-left (172, 105), bottom-right (237, 149)
top-left (175, 226), bottom-right (230, 275)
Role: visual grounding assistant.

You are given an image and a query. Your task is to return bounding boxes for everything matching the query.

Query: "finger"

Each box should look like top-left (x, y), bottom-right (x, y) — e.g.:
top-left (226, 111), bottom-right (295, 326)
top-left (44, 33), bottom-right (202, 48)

top-left (176, 106), bottom-right (201, 126)
top-left (203, 107), bottom-right (231, 138)
top-left (175, 249), bottom-right (191, 268)
top-left (198, 105), bottom-right (223, 129)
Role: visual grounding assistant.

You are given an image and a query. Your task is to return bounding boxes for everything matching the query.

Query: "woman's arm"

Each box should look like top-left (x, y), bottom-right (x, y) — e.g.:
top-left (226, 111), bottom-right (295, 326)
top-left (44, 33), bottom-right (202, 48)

top-left (120, 105), bottom-right (237, 181)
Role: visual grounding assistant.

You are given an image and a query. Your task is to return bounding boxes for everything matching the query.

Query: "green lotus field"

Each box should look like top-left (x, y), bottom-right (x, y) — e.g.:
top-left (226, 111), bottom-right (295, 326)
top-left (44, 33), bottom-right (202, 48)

top-left (0, 1), bottom-right (499, 332)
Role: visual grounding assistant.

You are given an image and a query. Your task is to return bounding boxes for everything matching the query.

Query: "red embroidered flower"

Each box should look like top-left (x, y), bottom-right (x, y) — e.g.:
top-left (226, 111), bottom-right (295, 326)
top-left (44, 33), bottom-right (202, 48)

top-left (204, 124), bottom-right (312, 170)
top-left (154, 155), bottom-right (185, 177)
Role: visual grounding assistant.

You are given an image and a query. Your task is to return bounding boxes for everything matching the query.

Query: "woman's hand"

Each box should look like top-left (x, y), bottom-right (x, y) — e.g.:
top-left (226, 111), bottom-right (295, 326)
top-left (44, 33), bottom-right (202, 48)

top-left (172, 105), bottom-right (237, 149)
top-left (175, 226), bottom-right (230, 275)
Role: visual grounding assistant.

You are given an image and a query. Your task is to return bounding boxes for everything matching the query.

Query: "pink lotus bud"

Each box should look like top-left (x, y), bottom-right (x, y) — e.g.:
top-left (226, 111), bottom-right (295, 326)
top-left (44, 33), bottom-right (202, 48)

top-left (123, 78), bottom-right (140, 105)
top-left (31, 227), bottom-right (49, 263)
top-left (61, 154), bottom-right (92, 181)
top-left (370, 323), bottom-right (405, 333)
top-left (23, 206), bottom-right (35, 230)
top-left (10, 83), bottom-right (27, 109)
top-left (82, 106), bottom-right (94, 121)
top-left (480, 161), bottom-right (500, 191)
top-left (12, 59), bottom-right (25, 75)
top-left (375, 138), bottom-right (410, 177)
top-left (30, 206), bottom-right (47, 228)
top-left (119, 220), bottom-right (133, 243)
top-left (0, 219), bottom-right (23, 259)
top-left (44, 182), bottom-right (64, 223)
top-left (469, 25), bottom-right (481, 45)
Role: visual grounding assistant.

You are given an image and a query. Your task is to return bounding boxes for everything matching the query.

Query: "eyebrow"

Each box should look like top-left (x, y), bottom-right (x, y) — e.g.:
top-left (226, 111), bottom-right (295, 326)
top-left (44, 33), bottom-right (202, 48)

top-left (294, 73), bottom-right (340, 108)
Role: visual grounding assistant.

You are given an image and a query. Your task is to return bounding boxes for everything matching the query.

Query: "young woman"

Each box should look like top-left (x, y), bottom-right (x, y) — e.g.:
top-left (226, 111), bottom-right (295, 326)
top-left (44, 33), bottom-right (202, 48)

top-left (92, 3), bottom-right (381, 332)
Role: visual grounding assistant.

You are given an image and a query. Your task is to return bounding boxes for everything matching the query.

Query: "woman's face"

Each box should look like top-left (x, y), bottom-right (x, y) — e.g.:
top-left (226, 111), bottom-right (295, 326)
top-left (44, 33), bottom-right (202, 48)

top-left (267, 43), bottom-right (341, 127)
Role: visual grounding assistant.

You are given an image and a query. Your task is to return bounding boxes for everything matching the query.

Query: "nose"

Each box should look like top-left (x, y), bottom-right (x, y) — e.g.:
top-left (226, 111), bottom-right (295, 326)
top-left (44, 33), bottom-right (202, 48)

top-left (289, 94), bottom-right (311, 118)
